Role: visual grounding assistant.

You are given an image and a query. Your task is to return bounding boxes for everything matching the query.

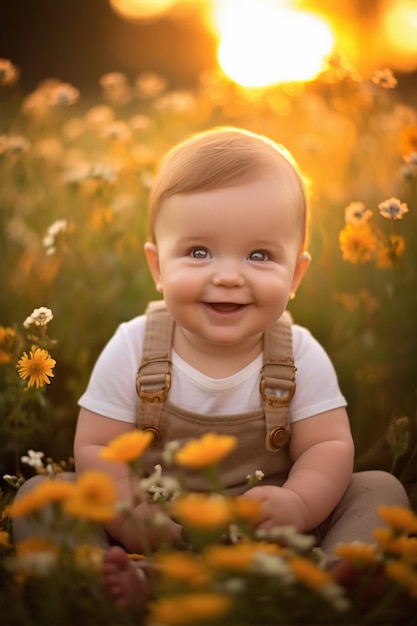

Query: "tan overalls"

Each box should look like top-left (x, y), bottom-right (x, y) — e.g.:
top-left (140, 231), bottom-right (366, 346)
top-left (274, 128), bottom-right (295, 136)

top-left (135, 301), bottom-right (410, 553)
top-left (136, 300), bottom-right (297, 495)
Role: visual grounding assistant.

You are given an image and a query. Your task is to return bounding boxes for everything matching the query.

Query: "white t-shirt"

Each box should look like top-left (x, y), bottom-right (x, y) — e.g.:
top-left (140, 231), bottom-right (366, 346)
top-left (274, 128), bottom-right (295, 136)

top-left (78, 315), bottom-right (347, 422)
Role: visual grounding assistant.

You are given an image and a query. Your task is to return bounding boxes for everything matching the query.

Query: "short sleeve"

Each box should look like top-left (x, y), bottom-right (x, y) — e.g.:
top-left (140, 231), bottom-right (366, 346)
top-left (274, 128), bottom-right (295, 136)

top-left (78, 316), bottom-right (146, 423)
top-left (290, 325), bottom-right (347, 422)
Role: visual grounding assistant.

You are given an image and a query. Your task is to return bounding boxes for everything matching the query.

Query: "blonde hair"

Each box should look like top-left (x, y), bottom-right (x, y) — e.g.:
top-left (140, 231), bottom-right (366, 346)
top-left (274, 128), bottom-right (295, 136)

top-left (148, 127), bottom-right (309, 247)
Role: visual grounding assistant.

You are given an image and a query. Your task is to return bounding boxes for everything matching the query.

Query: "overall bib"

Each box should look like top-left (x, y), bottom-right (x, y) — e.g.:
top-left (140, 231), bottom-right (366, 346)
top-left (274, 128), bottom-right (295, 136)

top-left (136, 300), bottom-right (296, 495)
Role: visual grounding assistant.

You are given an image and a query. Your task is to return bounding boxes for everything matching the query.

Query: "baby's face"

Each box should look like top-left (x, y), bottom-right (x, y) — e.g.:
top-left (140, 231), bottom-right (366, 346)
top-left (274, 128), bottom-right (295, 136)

top-left (145, 171), bottom-right (309, 354)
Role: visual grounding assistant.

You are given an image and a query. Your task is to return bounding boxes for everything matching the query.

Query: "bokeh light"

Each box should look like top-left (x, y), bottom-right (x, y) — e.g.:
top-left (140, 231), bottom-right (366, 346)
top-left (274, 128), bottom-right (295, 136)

top-left (382, 0), bottom-right (417, 71)
top-left (109, 0), bottom-right (177, 22)
top-left (210, 0), bottom-right (335, 87)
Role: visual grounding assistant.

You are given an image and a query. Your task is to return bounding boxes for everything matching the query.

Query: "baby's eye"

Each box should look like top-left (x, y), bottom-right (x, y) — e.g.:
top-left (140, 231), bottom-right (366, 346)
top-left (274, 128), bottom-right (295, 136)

top-left (190, 247), bottom-right (210, 259)
top-left (248, 250), bottom-right (269, 262)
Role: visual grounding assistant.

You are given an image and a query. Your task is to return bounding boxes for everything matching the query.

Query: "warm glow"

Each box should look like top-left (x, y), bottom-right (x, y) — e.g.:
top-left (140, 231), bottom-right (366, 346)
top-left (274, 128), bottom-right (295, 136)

top-left (109, 0), bottom-right (177, 22)
top-left (382, 0), bottom-right (417, 71)
top-left (212, 0), bottom-right (335, 87)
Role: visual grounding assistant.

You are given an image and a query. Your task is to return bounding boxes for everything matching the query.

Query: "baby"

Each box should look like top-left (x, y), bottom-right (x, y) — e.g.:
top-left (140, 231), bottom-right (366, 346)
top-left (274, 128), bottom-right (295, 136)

top-left (13, 127), bottom-right (409, 607)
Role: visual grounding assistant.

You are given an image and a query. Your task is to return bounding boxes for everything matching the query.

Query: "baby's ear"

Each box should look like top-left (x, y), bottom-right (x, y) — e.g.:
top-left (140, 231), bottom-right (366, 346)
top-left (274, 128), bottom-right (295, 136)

top-left (144, 242), bottom-right (163, 292)
top-left (290, 251), bottom-right (311, 297)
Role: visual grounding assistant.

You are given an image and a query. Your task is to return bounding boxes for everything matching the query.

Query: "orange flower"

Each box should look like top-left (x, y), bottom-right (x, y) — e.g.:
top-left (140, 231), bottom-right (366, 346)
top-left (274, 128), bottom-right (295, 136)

top-left (385, 560), bottom-right (417, 598)
top-left (386, 536), bottom-right (417, 561)
top-left (174, 433), bottom-right (237, 468)
top-left (0, 326), bottom-right (15, 364)
top-left (64, 471), bottom-right (116, 522)
top-left (378, 506), bottom-right (417, 534)
top-left (0, 529), bottom-right (11, 548)
top-left (170, 494), bottom-right (232, 530)
top-left (9, 480), bottom-right (76, 518)
top-left (372, 527), bottom-right (394, 550)
top-left (290, 556), bottom-right (332, 588)
top-left (148, 593), bottom-right (231, 626)
top-left (17, 348), bottom-right (56, 388)
top-left (154, 551), bottom-right (211, 587)
top-left (73, 544), bottom-right (104, 571)
top-left (334, 541), bottom-right (379, 566)
top-left (339, 223), bottom-right (377, 263)
top-left (401, 125), bottom-right (417, 157)
top-left (15, 537), bottom-right (60, 557)
top-left (100, 429), bottom-right (154, 463)
top-left (232, 496), bottom-right (262, 524)
top-left (376, 235), bottom-right (406, 268)
top-left (204, 542), bottom-right (283, 570)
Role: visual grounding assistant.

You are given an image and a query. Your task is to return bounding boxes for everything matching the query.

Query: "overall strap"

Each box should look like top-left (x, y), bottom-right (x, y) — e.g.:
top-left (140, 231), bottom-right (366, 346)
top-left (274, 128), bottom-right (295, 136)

top-left (136, 300), bottom-right (173, 444)
top-left (136, 303), bottom-right (296, 452)
top-left (262, 311), bottom-right (296, 452)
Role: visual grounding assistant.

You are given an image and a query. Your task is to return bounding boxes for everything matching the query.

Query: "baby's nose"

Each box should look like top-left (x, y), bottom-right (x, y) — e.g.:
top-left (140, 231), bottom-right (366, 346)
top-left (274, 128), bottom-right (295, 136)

top-left (212, 261), bottom-right (244, 287)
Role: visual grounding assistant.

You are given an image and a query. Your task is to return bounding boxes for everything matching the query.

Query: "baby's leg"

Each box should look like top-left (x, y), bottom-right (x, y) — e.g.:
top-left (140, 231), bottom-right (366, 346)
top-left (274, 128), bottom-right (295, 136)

top-left (12, 472), bottom-right (110, 549)
top-left (318, 470), bottom-right (409, 555)
top-left (102, 547), bottom-right (153, 610)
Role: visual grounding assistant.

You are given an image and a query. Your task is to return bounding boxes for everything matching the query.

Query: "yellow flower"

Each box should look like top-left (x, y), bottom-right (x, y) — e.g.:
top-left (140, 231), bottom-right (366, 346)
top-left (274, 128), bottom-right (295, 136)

top-left (387, 536), bottom-right (417, 561)
top-left (339, 223), bottom-right (377, 264)
top-left (378, 506), bottom-right (417, 534)
top-left (15, 537), bottom-right (60, 558)
top-left (100, 429), bottom-right (154, 463)
top-left (376, 235), bottom-right (406, 268)
top-left (0, 348), bottom-right (11, 364)
top-left (148, 593), bottom-right (231, 626)
top-left (170, 494), bottom-right (232, 530)
top-left (385, 560), bottom-right (417, 598)
top-left (232, 496), bottom-right (262, 524)
top-left (154, 551), bottom-right (211, 587)
top-left (372, 527), bottom-right (394, 550)
top-left (0, 325), bottom-right (16, 364)
top-left (401, 125), bottom-right (417, 156)
top-left (73, 544), bottom-right (104, 571)
top-left (204, 542), bottom-right (283, 570)
top-left (334, 541), bottom-right (379, 566)
top-left (17, 348), bottom-right (56, 388)
top-left (9, 480), bottom-right (76, 518)
top-left (290, 556), bottom-right (332, 588)
top-left (174, 433), bottom-right (237, 468)
top-left (64, 471), bottom-right (116, 522)
top-left (0, 529), bottom-right (11, 548)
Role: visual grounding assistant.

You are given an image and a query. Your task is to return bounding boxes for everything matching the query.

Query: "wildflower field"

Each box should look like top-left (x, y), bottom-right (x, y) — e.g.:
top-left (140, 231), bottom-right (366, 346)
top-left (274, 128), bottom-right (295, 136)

top-left (1, 57), bottom-right (417, 624)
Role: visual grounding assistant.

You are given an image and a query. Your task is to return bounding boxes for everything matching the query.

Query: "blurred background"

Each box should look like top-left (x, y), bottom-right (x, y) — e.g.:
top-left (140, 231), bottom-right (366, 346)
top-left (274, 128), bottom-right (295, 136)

top-left (2, 0), bottom-right (417, 96)
top-left (1, 0), bottom-right (416, 502)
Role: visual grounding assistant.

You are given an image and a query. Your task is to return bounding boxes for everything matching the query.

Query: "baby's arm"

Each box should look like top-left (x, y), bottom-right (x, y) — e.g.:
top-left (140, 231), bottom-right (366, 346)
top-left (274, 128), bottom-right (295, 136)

top-left (244, 408), bottom-right (354, 533)
top-left (74, 409), bottom-right (182, 553)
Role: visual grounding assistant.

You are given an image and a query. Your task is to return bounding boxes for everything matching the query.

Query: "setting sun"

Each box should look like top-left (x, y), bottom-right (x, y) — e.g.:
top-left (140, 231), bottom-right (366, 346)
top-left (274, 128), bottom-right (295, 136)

top-left (211, 0), bottom-right (335, 87)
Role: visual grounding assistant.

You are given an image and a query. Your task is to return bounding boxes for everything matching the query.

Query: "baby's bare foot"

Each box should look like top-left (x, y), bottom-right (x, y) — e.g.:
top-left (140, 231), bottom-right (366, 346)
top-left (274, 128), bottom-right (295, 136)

top-left (102, 546), bottom-right (152, 610)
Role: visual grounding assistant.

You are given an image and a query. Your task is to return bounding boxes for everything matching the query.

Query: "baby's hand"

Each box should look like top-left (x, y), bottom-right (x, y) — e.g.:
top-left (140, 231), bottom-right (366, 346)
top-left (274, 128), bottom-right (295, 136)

top-left (242, 485), bottom-right (307, 533)
top-left (109, 501), bottom-right (182, 554)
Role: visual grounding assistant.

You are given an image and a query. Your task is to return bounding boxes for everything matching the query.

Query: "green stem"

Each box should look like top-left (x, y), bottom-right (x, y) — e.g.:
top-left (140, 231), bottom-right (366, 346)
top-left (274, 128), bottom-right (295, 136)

top-left (9, 394), bottom-right (24, 475)
top-left (399, 441), bottom-right (417, 485)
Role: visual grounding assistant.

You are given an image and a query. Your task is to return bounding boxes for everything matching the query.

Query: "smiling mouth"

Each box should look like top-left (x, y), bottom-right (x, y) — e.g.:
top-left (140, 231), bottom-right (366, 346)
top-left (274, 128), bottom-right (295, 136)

top-left (205, 302), bottom-right (247, 313)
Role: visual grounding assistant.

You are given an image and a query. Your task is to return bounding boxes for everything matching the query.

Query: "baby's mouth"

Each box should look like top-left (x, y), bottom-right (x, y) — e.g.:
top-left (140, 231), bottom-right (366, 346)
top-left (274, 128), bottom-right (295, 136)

top-left (206, 302), bottom-right (246, 313)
